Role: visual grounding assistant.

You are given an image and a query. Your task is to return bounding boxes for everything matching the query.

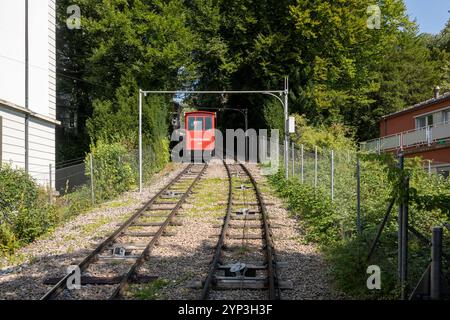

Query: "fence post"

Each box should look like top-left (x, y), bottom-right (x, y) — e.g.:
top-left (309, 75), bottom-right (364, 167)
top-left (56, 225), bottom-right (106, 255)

top-left (401, 176), bottom-right (409, 300)
top-left (49, 163), bottom-right (53, 204)
top-left (291, 142), bottom-right (295, 178)
top-left (398, 153), bottom-right (404, 284)
top-left (301, 144), bottom-right (304, 183)
top-left (90, 154), bottom-right (95, 205)
top-left (431, 226), bottom-right (443, 300)
top-left (428, 160), bottom-right (432, 175)
top-left (356, 157), bottom-right (362, 234)
top-left (314, 146), bottom-right (318, 189)
top-left (331, 150), bottom-right (334, 201)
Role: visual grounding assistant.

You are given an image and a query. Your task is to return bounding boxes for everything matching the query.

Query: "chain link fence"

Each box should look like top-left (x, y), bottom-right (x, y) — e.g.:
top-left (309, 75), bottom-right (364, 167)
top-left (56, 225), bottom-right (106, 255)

top-left (54, 145), bottom-right (158, 206)
top-left (279, 142), bottom-right (449, 237)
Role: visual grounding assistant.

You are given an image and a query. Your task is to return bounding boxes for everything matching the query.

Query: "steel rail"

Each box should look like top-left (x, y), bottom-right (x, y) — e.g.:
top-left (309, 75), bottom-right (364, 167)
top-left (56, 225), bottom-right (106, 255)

top-left (201, 161), bottom-right (279, 300)
top-left (110, 163), bottom-right (208, 299)
top-left (200, 160), bottom-right (232, 299)
top-left (239, 163), bottom-right (279, 300)
top-left (41, 164), bottom-right (196, 300)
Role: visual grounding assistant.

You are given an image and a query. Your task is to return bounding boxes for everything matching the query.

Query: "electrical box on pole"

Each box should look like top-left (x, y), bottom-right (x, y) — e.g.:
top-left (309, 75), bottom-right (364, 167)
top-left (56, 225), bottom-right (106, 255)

top-left (288, 116), bottom-right (295, 133)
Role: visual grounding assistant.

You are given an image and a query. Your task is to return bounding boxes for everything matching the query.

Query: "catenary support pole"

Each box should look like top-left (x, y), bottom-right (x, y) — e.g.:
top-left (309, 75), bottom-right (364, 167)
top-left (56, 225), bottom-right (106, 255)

top-left (139, 84), bottom-right (287, 174)
top-left (284, 77), bottom-right (289, 179)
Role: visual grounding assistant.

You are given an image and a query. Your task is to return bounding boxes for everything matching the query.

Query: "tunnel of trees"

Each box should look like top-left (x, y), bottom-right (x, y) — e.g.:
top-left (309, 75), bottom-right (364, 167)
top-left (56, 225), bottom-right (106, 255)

top-left (55, 0), bottom-right (450, 162)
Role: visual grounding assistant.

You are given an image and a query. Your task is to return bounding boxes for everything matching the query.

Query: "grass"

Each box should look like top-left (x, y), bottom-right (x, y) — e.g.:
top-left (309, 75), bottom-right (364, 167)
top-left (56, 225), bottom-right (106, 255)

top-left (132, 278), bottom-right (172, 300)
top-left (100, 198), bottom-right (135, 209)
top-left (0, 252), bottom-right (27, 268)
top-left (231, 245), bottom-right (252, 258)
top-left (181, 177), bottom-right (228, 219)
top-left (76, 216), bottom-right (113, 235)
top-left (131, 271), bottom-right (196, 300)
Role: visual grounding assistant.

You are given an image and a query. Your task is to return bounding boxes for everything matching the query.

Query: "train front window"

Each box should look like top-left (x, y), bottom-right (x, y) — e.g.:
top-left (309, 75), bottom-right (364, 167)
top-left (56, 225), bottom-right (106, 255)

top-left (194, 117), bottom-right (204, 131)
top-left (188, 117), bottom-right (195, 130)
top-left (205, 117), bottom-right (212, 130)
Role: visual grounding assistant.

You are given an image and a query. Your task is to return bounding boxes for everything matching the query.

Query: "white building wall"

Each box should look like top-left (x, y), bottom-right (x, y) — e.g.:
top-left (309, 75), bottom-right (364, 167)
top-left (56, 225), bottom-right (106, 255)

top-left (0, 0), bottom-right (58, 187)
top-left (48, 0), bottom-right (56, 119)
top-left (0, 108), bottom-right (26, 168)
top-left (28, 118), bottom-right (56, 185)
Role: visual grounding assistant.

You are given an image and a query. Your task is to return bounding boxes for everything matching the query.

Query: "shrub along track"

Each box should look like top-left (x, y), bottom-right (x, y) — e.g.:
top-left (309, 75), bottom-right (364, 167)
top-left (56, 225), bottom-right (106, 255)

top-left (40, 164), bottom-right (207, 300)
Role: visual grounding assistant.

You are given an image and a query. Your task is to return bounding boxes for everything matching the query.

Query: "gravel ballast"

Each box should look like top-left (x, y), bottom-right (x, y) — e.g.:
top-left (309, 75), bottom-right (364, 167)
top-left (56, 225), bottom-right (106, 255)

top-left (0, 161), bottom-right (343, 300)
top-left (127, 162), bottom-right (343, 300)
top-left (0, 163), bottom-right (186, 300)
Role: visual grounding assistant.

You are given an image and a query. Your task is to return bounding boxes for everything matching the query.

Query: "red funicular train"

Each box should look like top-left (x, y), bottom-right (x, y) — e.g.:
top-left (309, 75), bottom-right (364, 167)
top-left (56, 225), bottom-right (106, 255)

top-left (184, 111), bottom-right (216, 158)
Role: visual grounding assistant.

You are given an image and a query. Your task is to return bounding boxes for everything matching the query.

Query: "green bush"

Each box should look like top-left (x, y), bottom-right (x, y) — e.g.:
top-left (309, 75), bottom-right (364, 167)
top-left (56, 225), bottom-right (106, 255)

top-left (0, 165), bottom-right (38, 215)
top-left (0, 165), bottom-right (57, 255)
top-left (269, 153), bottom-right (450, 299)
top-left (269, 171), bottom-right (340, 244)
top-left (55, 185), bottom-right (93, 221)
top-left (86, 141), bottom-right (136, 201)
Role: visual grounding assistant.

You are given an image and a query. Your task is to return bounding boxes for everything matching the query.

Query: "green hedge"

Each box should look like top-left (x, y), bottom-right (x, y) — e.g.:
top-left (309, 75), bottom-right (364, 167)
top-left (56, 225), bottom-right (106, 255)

top-left (86, 141), bottom-right (136, 201)
top-left (268, 156), bottom-right (450, 299)
top-left (0, 165), bottom-right (57, 256)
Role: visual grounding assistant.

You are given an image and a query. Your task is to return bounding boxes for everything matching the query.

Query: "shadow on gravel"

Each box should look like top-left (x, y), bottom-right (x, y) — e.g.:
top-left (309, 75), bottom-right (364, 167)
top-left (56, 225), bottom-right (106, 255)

top-left (0, 236), bottom-right (340, 300)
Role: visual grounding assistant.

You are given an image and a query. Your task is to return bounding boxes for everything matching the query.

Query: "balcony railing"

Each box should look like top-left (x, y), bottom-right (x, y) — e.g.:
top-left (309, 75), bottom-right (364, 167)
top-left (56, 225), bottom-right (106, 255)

top-left (360, 121), bottom-right (450, 153)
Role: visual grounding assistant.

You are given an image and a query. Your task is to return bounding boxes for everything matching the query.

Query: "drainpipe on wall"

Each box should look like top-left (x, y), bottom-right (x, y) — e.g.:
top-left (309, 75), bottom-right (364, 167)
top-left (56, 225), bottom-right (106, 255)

top-left (25, 0), bottom-right (29, 172)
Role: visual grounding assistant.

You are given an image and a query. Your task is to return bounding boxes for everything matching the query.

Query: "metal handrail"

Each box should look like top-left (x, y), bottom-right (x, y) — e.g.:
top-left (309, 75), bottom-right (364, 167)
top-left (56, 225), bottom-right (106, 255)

top-left (361, 121), bottom-right (450, 152)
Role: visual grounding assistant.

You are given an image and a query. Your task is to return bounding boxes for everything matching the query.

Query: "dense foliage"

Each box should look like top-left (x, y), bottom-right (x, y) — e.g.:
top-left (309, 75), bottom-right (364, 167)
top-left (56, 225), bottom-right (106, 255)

top-left (0, 166), bottom-right (57, 256)
top-left (269, 150), bottom-right (450, 299)
top-left (86, 141), bottom-right (136, 201)
top-left (56, 0), bottom-right (195, 161)
top-left (56, 0), bottom-right (450, 161)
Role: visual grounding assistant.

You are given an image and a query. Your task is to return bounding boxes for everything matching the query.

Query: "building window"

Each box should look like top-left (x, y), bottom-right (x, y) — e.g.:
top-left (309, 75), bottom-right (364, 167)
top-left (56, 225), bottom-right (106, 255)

top-left (436, 166), bottom-right (450, 179)
top-left (443, 109), bottom-right (450, 124)
top-left (416, 114), bottom-right (433, 129)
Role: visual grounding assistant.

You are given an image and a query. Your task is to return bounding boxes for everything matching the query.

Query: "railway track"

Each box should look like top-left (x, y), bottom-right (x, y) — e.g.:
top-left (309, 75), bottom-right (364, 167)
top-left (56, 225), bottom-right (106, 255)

top-left (200, 160), bottom-right (281, 300)
top-left (40, 163), bottom-right (207, 300)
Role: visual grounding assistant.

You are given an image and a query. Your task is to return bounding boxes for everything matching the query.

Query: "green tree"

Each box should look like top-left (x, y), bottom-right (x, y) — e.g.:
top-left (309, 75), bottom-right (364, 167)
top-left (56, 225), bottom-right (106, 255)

top-left (57, 0), bottom-right (199, 159)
